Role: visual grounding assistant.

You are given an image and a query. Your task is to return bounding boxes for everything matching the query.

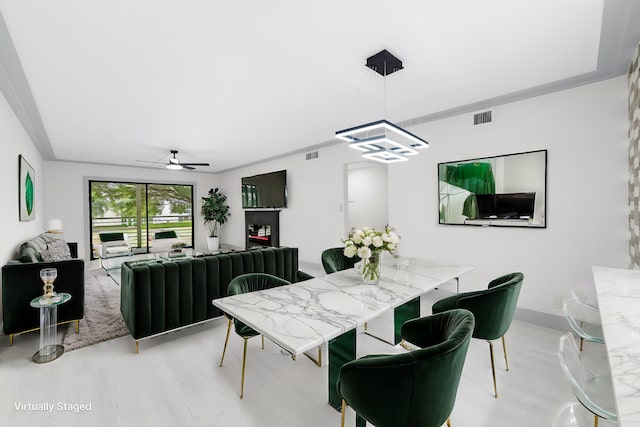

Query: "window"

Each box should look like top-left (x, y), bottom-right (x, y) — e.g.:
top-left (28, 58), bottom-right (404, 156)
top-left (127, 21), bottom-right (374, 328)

top-left (89, 181), bottom-right (194, 259)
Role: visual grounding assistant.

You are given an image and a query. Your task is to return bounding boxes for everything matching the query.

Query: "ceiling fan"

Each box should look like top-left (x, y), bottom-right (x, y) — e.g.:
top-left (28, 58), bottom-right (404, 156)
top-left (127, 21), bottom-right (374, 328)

top-left (137, 150), bottom-right (210, 170)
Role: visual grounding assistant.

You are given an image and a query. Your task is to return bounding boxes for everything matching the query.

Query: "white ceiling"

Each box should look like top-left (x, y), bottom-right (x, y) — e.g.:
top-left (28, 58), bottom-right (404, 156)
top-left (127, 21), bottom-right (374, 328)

top-left (1, 0), bottom-right (639, 173)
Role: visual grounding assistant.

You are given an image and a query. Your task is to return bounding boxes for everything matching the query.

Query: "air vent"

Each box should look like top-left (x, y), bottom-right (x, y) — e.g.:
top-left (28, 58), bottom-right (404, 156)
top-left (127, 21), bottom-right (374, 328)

top-left (473, 110), bottom-right (493, 125)
top-left (305, 151), bottom-right (319, 160)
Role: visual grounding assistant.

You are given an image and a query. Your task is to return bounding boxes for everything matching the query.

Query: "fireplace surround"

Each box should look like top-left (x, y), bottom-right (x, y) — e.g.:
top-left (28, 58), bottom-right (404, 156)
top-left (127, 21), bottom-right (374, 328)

top-left (245, 210), bottom-right (280, 249)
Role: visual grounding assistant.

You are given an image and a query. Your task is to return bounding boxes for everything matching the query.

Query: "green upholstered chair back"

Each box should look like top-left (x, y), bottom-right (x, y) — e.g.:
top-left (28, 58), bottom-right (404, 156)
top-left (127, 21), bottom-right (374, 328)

top-left (154, 230), bottom-right (178, 240)
top-left (227, 273), bottom-right (291, 337)
top-left (432, 272), bottom-right (524, 340)
top-left (321, 247), bottom-right (360, 274)
top-left (99, 232), bottom-right (125, 242)
top-left (337, 309), bottom-right (475, 427)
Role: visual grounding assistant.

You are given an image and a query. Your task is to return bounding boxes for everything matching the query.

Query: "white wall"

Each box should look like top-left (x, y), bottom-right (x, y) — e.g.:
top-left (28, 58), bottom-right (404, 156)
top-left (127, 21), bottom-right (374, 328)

top-left (389, 76), bottom-right (629, 316)
top-left (4, 74), bottom-right (626, 323)
top-left (0, 92), bottom-right (45, 328)
top-left (217, 145), bottom-right (366, 265)
top-left (0, 92), bottom-right (44, 264)
top-left (43, 161), bottom-right (218, 259)
top-left (219, 76), bottom-right (628, 317)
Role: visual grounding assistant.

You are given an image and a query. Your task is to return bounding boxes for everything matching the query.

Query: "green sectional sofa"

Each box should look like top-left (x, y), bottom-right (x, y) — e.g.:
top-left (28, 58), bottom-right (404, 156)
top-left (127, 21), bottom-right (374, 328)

top-left (2, 234), bottom-right (84, 344)
top-left (120, 247), bottom-right (312, 352)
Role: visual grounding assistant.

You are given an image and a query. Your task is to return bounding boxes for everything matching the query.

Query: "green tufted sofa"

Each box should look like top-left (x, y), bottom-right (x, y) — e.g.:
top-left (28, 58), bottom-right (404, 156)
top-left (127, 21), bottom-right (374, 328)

top-left (2, 234), bottom-right (84, 344)
top-left (120, 247), bottom-right (312, 352)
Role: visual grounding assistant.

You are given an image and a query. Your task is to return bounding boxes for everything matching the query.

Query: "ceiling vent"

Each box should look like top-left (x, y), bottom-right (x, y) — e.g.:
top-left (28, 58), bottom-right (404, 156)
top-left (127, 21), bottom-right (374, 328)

top-left (473, 110), bottom-right (493, 125)
top-left (305, 151), bottom-right (319, 160)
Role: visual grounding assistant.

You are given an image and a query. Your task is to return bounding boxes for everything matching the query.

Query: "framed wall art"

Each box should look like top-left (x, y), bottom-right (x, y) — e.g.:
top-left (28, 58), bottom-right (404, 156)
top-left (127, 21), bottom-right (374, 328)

top-left (438, 149), bottom-right (547, 228)
top-left (19, 154), bottom-right (35, 221)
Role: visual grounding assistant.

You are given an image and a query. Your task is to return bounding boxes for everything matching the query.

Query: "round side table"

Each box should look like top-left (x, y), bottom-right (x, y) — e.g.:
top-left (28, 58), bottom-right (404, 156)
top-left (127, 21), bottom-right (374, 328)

top-left (30, 292), bottom-right (71, 363)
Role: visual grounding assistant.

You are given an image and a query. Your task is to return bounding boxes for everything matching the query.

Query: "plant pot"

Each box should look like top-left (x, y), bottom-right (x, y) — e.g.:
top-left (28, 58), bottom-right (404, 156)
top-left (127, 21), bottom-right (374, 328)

top-left (207, 236), bottom-right (220, 251)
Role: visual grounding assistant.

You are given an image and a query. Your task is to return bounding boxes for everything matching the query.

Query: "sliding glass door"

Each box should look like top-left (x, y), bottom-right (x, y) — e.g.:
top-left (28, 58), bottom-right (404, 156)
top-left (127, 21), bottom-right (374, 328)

top-left (89, 181), bottom-right (194, 259)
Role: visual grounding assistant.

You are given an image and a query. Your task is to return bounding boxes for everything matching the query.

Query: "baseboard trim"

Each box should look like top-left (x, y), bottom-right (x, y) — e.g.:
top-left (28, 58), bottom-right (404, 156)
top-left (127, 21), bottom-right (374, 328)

top-left (513, 307), bottom-right (569, 332)
top-left (299, 261), bottom-right (324, 276)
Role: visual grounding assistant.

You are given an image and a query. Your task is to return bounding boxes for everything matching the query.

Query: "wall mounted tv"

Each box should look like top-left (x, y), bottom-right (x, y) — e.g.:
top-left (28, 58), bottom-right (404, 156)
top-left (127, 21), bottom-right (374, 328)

top-left (438, 149), bottom-right (547, 228)
top-left (241, 170), bottom-right (287, 209)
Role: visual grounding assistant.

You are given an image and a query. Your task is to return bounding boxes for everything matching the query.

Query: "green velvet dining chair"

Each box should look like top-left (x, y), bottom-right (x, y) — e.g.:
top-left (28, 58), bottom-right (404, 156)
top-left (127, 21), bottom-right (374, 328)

top-left (337, 309), bottom-right (475, 427)
top-left (431, 272), bottom-right (523, 398)
top-left (321, 247), bottom-right (360, 274)
top-left (218, 272), bottom-right (291, 398)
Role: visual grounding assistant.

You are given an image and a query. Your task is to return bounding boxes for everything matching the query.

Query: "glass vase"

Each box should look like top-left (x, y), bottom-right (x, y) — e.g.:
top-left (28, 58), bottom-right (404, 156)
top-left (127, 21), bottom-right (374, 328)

top-left (360, 251), bottom-right (381, 285)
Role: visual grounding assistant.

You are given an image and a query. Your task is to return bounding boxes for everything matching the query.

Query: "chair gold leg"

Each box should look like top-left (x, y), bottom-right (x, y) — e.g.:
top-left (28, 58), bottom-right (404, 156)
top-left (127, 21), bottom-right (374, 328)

top-left (489, 340), bottom-right (498, 398)
top-left (219, 319), bottom-right (232, 367)
top-left (240, 338), bottom-right (248, 399)
top-left (75, 320), bottom-right (80, 334)
top-left (501, 335), bottom-right (509, 371)
top-left (447, 417), bottom-right (451, 427)
top-left (399, 339), bottom-right (411, 351)
top-left (261, 335), bottom-right (264, 350)
top-left (594, 414), bottom-right (598, 427)
top-left (135, 341), bottom-right (139, 354)
top-left (9, 334), bottom-right (13, 346)
top-left (580, 336), bottom-right (584, 352)
top-left (341, 400), bottom-right (346, 427)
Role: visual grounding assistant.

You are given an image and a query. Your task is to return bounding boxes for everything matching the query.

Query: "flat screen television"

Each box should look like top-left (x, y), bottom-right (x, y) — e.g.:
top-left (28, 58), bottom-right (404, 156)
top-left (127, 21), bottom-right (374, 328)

top-left (241, 170), bottom-right (287, 209)
top-left (475, 193), bottom-right (536, 219)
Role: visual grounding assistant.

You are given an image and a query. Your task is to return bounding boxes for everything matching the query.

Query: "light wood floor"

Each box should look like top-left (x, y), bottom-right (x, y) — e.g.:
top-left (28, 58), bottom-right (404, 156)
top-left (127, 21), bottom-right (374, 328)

top-left (0, 287), bottom-right (612, 427)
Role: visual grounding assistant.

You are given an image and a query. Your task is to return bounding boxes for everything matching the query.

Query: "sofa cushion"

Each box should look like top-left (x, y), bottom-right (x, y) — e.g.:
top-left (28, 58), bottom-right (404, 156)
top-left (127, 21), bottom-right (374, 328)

top-left (40, 239), bottom-right (72, 262)
top-left (19, 234), bottom-right (49, 262)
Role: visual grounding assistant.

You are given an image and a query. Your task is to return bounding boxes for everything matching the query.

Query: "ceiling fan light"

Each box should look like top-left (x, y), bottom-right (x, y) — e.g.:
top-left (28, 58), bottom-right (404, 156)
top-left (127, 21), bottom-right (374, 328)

top-left (166, 164), bottom-right (183, 170)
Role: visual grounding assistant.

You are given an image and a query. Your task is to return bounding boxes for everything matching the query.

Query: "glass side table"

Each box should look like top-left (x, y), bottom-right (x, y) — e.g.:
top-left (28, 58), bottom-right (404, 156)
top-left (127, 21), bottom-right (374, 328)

top-left (30, 292), bottom-right (71, 363)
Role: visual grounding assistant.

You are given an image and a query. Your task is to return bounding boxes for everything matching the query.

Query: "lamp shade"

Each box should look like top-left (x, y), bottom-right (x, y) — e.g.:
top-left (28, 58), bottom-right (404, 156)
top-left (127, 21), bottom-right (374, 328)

top-left (47, 218), bottom-right (63, 233)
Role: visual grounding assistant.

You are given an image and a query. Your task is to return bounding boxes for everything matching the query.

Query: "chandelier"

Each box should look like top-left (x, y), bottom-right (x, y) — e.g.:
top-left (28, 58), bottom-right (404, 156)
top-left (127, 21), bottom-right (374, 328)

top-left (336, 49), bottom-right (428, 163)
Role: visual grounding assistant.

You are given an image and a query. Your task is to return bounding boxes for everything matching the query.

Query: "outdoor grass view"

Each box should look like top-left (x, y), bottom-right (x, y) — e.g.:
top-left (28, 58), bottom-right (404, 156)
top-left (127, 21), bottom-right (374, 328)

top-left (90, 181), bottom-right (194, 258)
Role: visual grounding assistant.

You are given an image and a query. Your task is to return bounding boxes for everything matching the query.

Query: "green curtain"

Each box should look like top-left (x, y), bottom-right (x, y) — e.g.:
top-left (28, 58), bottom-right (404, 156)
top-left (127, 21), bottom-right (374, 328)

top-left (443, 162), bottom-right (495, 218)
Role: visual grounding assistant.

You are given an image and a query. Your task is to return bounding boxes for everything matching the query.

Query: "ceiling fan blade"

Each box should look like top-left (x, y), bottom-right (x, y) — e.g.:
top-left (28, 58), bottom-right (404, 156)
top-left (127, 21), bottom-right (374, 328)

top-left (181, 162), bottom-right (210, 166)
top-left (135, 160), bottom-right (166, 165)
top-left (182, 165), bottom-right (196, 170)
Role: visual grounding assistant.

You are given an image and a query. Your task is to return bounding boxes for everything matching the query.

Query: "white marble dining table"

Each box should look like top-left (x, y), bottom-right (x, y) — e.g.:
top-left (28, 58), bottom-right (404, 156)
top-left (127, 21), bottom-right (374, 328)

top-left (212, 258), bottom-right (474, 410)
top-left (592, 266), bottom-right (640, 427)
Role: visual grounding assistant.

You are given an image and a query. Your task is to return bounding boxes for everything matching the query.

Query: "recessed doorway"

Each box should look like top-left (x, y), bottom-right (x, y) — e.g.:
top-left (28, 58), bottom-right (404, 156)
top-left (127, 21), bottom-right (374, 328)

top-left (345, 162), bottom-right (389, 233)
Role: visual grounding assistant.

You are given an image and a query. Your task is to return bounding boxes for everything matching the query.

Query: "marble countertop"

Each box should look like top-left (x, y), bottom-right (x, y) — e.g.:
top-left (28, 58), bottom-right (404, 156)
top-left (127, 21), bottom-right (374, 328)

top-left (212, 260), bottom-right (473, 356)
top-left (592, 266), bottom-right (640, 427)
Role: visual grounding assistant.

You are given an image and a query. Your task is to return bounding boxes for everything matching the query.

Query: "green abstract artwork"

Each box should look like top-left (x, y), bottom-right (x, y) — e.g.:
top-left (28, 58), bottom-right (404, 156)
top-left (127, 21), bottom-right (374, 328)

top-left (19, 155), bottom-right (35, 221)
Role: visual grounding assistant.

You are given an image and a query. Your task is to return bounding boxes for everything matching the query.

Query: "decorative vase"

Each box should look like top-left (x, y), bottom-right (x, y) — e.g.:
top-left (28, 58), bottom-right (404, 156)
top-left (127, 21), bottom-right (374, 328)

top-left (207, 236), bottom-right (220, 251)
top-left (40, 267), bottom-right (57, 298)
top-left (360, 251), bottom-right (381, 285)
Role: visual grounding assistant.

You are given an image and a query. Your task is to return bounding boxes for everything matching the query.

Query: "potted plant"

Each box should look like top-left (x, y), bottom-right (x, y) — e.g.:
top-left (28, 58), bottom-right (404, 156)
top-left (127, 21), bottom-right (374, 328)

top-left (170, 241), bottom-right (187, 254)
top-left (201, 188), bottom-right (230, 251)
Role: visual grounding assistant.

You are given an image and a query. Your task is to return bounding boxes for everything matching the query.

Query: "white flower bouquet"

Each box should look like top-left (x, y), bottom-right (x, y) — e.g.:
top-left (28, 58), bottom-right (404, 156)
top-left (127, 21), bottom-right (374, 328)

top-left (342, 226), bottom-right (400, 283)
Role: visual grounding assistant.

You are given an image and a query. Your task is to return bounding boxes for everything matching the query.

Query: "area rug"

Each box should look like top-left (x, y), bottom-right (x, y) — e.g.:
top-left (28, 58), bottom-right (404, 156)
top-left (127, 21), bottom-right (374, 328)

top-left (62, 269), bottom-right (129, 351)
